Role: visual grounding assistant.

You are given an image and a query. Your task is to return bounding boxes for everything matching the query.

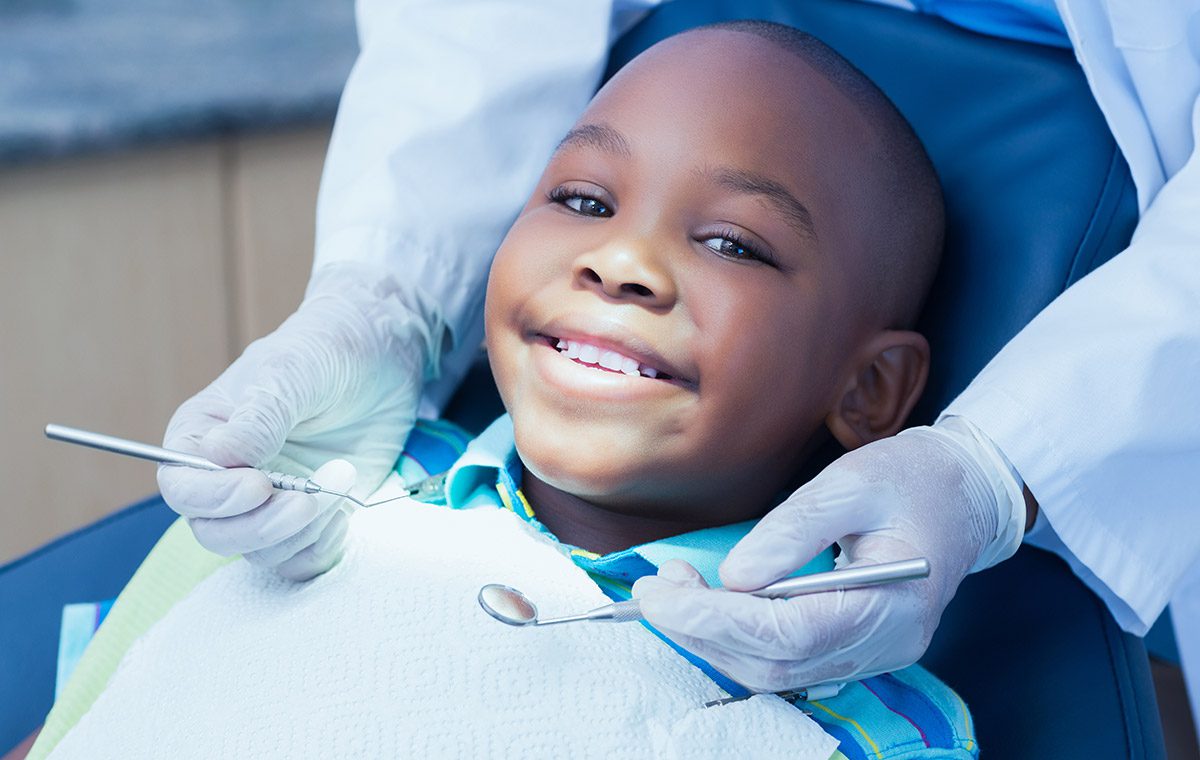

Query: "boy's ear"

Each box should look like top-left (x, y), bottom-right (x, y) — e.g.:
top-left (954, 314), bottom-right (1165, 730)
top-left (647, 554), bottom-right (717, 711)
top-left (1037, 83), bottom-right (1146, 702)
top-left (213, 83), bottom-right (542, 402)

top-left (826, 330), bottom-right (930, 450)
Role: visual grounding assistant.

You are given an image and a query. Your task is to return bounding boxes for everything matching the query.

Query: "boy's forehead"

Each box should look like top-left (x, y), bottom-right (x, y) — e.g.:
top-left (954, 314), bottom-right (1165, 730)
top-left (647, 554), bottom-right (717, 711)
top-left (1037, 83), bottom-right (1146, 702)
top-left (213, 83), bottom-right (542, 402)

top-left (578, 30), bottom-right (873, 181)
top-left (573, 28), bottom-right (879, 252)
top-left (587, 29), bottom-right (866, 138)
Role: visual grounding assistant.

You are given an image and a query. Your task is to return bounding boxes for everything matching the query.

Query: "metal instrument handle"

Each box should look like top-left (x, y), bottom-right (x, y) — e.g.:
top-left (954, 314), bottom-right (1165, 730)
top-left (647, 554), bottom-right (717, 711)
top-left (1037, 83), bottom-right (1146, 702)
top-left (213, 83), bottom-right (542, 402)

top-left (265, 470), bottom-right (321, 495)
top-left (45, 424), bottom-right (224, 471)
top-left (579, 560), bottom-right (928, 624)
top-left (592, 599), bottom-right (644, 623)
top-left (751, 558), bottom-right (930, 599)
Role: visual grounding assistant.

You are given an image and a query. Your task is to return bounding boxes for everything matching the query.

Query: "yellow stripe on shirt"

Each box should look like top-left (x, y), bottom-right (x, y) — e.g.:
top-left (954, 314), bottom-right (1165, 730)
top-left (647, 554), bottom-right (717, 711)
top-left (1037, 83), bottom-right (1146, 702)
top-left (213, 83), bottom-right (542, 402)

top-left (514, 488), bottom-right (536, 519)
top-left (809, 700), bottom-right (884, 760)
top-left (951, 689), bottom-right (975, 750)
top-left (496, 482), bottom-right (516, 513)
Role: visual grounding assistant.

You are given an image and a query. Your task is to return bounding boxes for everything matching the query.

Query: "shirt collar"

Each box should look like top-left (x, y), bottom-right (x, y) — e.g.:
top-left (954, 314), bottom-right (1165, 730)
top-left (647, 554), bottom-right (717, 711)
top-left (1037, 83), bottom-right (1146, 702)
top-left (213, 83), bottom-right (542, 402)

top-left (444, 414), bottom-right (523, 508)
top-left (444, 415), bottom-right (833, 586)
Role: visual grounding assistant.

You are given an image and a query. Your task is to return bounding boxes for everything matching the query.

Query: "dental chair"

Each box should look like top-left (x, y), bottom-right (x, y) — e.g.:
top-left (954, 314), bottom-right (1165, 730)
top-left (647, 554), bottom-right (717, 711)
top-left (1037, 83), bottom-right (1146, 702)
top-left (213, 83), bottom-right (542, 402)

top-left (0, 0), bottom-right (1166, 756)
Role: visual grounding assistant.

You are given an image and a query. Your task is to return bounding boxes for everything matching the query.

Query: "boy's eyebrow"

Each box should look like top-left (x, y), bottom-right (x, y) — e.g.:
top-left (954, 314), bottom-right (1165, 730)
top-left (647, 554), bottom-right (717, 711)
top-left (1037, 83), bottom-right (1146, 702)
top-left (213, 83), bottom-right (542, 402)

top-left (555, 123), bottom-right (632, 159)
top-left (555, 124), bottom-right (816, 241)
top-left (706, 167), bottom-right (818, 241)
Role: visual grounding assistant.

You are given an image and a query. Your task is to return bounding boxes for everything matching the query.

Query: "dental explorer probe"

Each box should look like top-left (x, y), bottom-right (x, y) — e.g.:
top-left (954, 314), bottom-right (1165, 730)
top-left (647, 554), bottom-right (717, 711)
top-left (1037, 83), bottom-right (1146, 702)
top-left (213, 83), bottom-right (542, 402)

top-left (44, 424), bottom-right (442, 508)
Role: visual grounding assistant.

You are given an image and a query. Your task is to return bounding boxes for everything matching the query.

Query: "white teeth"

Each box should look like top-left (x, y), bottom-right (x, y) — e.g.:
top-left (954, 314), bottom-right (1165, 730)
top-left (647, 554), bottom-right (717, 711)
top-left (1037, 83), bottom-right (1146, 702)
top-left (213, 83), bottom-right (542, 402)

top-left (599, 350), bottom-right (624, 371)
top-left (553, 337), bottom-right (665, 379)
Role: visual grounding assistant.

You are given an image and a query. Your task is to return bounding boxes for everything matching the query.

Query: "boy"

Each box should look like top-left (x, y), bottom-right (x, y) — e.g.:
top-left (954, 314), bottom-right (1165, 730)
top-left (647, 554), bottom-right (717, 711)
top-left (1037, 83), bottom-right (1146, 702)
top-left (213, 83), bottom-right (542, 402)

top-left (34, 22), bottom-right (972, 760)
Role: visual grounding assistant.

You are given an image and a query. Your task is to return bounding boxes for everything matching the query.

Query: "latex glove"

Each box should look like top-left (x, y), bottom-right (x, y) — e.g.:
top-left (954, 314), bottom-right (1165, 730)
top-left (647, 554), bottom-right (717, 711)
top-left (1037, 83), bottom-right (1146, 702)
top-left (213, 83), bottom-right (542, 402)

top-left (259, 458), bottom-right (357, 580)
top-left (157, 263), bottom-right (439, 580)
top-left (632, 416), bottom-right (1025, 692)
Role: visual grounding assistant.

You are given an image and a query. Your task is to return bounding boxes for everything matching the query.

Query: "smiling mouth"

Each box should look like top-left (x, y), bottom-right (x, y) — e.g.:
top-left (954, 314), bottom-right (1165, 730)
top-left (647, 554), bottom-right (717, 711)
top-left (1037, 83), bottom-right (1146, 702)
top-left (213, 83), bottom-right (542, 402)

top-left (539, 335), bottom-right (675, 381)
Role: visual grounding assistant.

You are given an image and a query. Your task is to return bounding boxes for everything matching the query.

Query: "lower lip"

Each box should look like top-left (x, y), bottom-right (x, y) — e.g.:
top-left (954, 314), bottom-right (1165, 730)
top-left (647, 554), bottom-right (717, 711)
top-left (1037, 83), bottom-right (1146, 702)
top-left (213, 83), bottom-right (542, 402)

top-left (530, 340), bottom-right (685, 401)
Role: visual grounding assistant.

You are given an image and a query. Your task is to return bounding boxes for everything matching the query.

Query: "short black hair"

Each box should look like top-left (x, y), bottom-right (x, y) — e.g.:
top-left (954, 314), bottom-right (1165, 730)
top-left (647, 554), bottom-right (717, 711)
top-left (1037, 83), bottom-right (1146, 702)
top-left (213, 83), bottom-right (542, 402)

top-left (701, 20), bottom-right (944, 329)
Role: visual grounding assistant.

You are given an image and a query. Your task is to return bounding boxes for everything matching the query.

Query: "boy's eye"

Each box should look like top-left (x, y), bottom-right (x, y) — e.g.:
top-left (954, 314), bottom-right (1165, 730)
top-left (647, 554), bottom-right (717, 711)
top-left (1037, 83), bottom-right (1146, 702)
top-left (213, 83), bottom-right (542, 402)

top-left (702, 237), bottom-right (753, 259)
top-left (548, 186), bottom-right (613, 217)
top-left (566, 197), bottom-right (611, 216)
top-left (700, 230), bottom-right (775, 267)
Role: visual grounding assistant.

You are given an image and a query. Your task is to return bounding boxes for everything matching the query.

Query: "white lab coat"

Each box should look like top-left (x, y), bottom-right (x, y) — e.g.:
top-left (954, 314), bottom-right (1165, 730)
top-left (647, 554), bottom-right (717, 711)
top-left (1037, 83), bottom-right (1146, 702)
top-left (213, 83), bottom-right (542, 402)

top-left (942, 0), bottom-right (1200, 730)
top-left (314, 0), bottom-right (1200, 725)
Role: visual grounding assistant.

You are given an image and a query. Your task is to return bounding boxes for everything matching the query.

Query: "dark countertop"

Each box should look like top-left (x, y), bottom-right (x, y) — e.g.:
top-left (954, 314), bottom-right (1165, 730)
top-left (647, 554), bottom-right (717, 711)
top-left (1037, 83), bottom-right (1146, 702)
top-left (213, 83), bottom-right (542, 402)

top-left (0, 0), bottom-right (358, 165)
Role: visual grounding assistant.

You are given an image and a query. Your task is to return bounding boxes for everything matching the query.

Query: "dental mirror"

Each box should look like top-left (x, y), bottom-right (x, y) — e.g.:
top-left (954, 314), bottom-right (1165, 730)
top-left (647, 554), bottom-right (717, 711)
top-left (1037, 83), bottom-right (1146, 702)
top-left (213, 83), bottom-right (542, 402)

top-left (477, 584), bottom-right (644, 626)
top-left (478, 557), bottom-right (930, 628)
top-left (478, 584), bottom-right (539, 626)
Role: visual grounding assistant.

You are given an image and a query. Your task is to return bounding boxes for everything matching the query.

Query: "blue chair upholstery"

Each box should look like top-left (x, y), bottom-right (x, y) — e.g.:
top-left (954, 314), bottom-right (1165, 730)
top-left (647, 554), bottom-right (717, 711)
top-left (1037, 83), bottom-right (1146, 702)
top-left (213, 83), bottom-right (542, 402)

top-left (0, 495), bottom-right (177, 751)
top-left (607, 1), bottom-right (1162, 757)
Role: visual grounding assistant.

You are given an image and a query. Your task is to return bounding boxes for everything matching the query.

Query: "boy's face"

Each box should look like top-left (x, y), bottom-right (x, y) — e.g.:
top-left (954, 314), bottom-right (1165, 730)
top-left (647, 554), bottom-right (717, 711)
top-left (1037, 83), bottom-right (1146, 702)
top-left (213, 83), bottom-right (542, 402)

top-left (486, 31), bottom-right (887, 525)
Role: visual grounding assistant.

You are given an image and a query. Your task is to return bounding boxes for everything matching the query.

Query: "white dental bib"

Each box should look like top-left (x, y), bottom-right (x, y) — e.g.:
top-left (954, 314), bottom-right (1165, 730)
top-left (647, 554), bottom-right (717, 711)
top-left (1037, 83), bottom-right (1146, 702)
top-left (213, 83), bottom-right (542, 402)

top-left (48, 493), bottom-right (836, 759)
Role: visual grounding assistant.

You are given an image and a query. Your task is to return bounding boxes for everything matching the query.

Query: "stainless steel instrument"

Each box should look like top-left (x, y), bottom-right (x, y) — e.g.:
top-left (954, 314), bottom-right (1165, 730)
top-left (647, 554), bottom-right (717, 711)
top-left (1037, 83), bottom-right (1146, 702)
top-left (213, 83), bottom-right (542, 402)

top-left (478, 557), bottom-right (930, 627)
top-left (44, 423), bottom-right (443, 507)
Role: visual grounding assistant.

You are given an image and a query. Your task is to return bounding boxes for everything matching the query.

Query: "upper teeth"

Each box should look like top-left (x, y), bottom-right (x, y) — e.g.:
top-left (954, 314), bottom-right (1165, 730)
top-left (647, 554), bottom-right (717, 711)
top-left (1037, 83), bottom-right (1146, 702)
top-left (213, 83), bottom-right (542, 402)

top-left (555, 338), bottom-right (660, 378)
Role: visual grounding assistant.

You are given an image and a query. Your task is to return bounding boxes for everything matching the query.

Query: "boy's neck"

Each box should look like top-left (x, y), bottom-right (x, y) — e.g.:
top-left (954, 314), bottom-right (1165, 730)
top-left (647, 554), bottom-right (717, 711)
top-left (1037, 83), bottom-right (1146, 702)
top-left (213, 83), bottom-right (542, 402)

top-left (520, 467), bottom-right (717, 555)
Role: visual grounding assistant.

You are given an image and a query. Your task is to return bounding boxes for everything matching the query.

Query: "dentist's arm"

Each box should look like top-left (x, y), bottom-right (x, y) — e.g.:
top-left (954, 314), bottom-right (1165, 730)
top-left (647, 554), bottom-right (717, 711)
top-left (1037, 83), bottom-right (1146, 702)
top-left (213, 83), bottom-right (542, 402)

top-left (159, 0), bottom-right (617, 579)
top-left (634, 94), bottom-right (1200, 691)
top-left (316, 0), bottom-right (621, 409)
top-left (938, 97), bottom-right (1200, 637)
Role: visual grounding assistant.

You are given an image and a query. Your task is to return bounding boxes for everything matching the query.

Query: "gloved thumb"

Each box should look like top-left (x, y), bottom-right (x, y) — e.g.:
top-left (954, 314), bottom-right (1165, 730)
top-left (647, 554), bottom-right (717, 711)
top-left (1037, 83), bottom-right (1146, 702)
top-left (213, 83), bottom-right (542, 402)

top-left (632, 559), bottom-right (708, 600)
top-left (719, 477), bottom-right (861, 591)
top-left (200, 390), bottom-right (295, 468)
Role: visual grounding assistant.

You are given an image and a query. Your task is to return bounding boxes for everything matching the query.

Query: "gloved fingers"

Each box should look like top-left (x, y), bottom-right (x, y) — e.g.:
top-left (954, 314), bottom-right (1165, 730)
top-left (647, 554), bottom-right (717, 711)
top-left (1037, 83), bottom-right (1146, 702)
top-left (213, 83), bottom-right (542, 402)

top-left (719, 480), bottom-right (865, 591)
top-left (674, 633), bottom-right (802, 693)
top-left (632, 620), bottom-right (840, 693)
top-left (243, 460), bottom-right (355, 570)
top-left (703, 646), bottom-right (860, 693)
top-left (274, 418), bottom-right (410, 494)
top-left (274, 508), bottom-right (351, 582)
top-left (638, 582), bottom-right (873, 664)
top-left (239, 459), bottom-right (356, 564)
top-left (837, 532), bottom-right (951, 603)
top-left (632, 560), bottom-right (708, 601)
top-left (157, 464), bottom-right (274, 519)
top-left (243, 500), bottom-right (346, 567)
top-left (161, 392), bottom-right (233, 456)
top-left (187, 491), bottom-right (319, 556)
top-left (837, 533), bottom-right (929, 572)
top-left (643, 596), bottom-right (892, 692)
top-left (630, 579), bottom-right (788, 690)
top-left (656, 559), bottom-right (708, 586)
top-left (199, 389), bottom-right (296, 468)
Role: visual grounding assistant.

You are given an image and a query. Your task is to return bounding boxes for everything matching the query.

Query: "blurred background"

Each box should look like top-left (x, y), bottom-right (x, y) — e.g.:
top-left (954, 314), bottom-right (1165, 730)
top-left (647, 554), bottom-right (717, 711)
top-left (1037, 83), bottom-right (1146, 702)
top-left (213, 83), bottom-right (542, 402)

top-left (0, 0), bottom-right (358, 565)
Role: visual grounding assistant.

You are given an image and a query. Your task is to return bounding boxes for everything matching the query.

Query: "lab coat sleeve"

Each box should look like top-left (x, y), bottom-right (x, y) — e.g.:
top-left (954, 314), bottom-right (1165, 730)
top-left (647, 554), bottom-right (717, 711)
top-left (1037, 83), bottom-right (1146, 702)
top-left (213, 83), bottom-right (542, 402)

top-left (942, 93), bottom-right (1200, 635)
top-left (312, 0), bottom-right (619, 410)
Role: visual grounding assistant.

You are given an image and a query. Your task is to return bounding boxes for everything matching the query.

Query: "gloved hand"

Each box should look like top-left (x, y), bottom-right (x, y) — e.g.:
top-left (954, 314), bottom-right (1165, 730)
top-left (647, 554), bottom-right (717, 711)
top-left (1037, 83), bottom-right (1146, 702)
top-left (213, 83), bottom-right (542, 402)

top-left (632, 416), bottom-right (1026, 692)
top-left (157, 263), bottom-right (439, 581)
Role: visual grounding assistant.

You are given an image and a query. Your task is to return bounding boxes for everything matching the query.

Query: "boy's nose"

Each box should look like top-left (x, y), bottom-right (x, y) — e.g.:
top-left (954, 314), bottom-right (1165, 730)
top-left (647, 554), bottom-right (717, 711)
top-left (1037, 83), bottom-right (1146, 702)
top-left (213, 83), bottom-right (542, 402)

top-left (573, 243), bottom-right (677, 308)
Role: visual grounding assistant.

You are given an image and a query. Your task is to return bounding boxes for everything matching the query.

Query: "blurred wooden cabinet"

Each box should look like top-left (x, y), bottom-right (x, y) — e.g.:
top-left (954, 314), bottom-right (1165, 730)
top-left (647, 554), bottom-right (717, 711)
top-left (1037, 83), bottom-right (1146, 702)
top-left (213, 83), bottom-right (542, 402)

top-left (0, 126), bottom-right (331, 563)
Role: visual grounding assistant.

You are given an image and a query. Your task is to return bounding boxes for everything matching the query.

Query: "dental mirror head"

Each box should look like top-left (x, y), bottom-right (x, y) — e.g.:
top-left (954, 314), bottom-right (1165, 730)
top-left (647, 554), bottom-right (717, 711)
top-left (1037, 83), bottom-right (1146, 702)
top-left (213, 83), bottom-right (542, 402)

top-left (478, 583), bottom-right (538, 626)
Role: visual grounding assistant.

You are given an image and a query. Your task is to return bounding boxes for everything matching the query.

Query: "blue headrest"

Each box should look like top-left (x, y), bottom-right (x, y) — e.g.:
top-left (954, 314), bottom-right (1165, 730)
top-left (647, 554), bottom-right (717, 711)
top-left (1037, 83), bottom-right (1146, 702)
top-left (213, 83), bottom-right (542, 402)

top-left (606, 0), bottom-right (1138, 423)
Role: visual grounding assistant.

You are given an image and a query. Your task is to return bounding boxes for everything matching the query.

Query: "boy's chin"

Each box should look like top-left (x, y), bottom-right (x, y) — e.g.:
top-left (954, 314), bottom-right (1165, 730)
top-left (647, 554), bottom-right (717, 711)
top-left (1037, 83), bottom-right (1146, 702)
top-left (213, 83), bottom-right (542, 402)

top-left (520, 448), bottom-right (638, 498)
top-left (514, 423), bottom-right (659, 498)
